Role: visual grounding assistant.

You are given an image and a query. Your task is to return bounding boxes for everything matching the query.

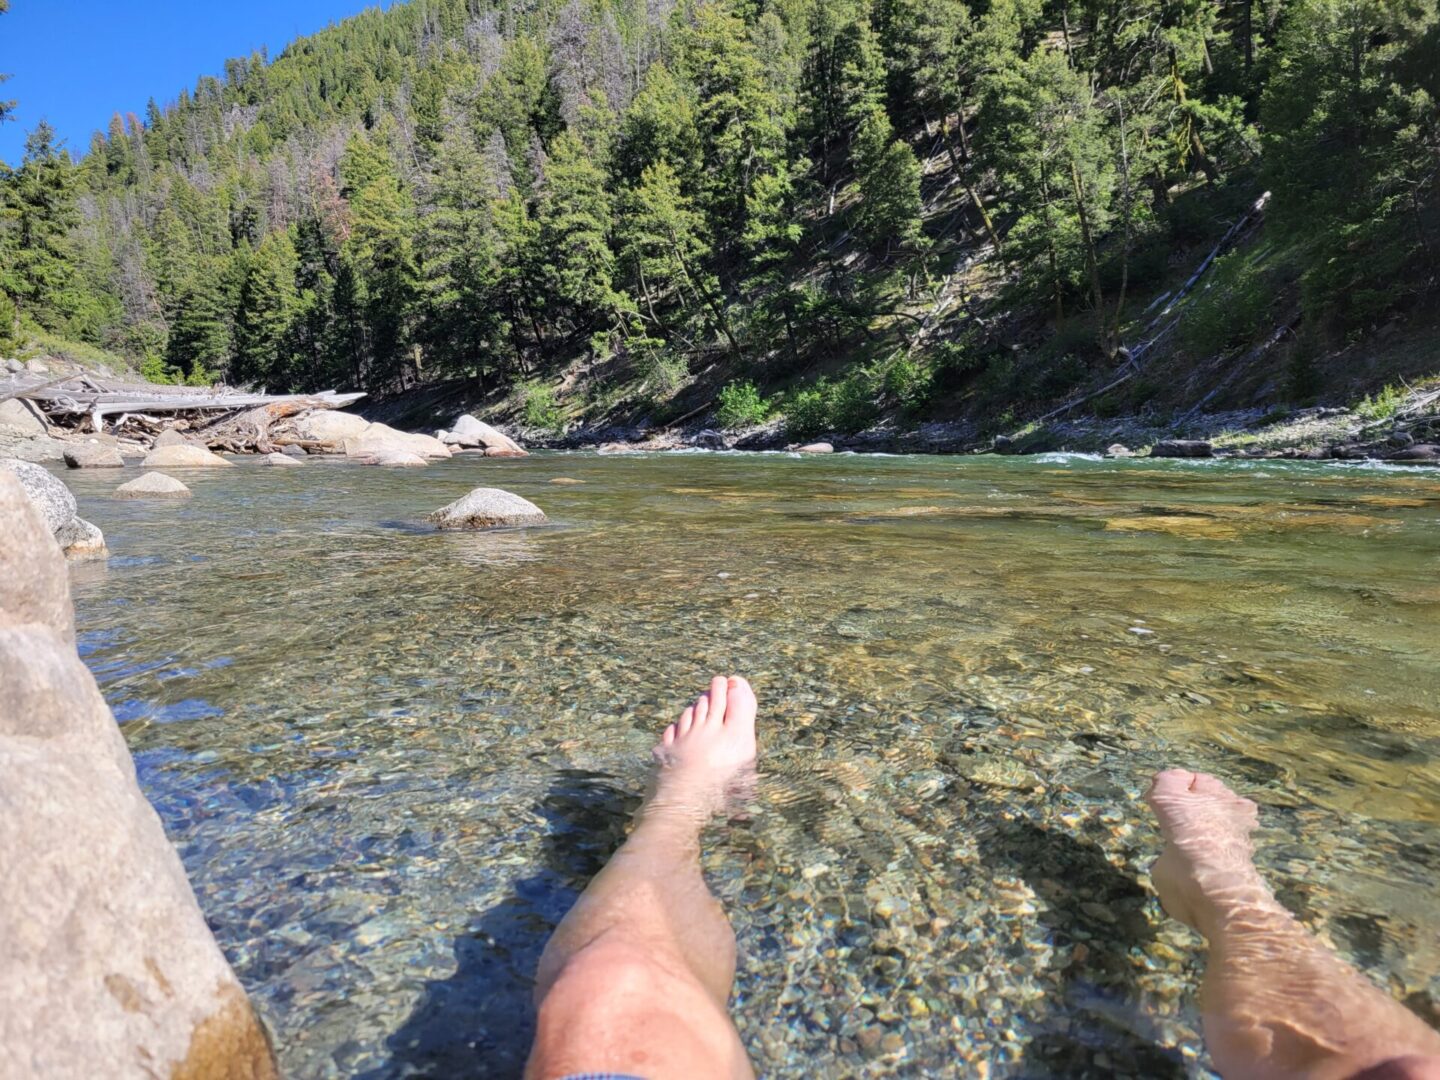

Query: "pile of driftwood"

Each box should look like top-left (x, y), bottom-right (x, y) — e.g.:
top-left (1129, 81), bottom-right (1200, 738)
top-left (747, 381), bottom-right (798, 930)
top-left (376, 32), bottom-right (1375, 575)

top-left (0, 371), bottom-right (364, 454)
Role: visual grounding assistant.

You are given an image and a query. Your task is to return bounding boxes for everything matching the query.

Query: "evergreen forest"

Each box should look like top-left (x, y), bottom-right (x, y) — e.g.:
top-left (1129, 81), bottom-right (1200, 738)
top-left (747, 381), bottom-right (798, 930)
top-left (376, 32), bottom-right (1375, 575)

top-left (1, 0), bottom-right (1436, 431)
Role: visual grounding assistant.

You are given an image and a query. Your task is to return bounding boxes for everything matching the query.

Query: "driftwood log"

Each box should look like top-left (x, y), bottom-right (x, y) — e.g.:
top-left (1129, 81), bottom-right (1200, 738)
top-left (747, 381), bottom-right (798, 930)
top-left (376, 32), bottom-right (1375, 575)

top-left (0, 371), bottom-right (365, 454)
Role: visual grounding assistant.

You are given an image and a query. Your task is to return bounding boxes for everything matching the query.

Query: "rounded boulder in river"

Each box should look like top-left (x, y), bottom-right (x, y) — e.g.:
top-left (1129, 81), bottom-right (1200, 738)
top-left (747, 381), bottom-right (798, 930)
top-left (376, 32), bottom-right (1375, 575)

top-left (427, 487), bottom-right (548, 529)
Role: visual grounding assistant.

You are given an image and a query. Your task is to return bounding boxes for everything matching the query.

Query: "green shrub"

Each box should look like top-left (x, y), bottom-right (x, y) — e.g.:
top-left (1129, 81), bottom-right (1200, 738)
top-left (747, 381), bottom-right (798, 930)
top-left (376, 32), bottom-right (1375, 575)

top-left (883, 356), bottom-right (933, 414)
top-left (521, 380), bottom-right (564, 432)
top-left (635, 345), bottom-right (689, 397)
top-left (1355, 383), bottom-right (1405, 422)
top-left (1180, 252), bottom-right (1272, 358)
top-left (139, 353), bottom-right (180, 385)
top-left (784, 383), bottom-right (831, 439)
top-left (828, 368), bottom-right (881, 432)
top-left (715, 380), bottom-right (769, 429)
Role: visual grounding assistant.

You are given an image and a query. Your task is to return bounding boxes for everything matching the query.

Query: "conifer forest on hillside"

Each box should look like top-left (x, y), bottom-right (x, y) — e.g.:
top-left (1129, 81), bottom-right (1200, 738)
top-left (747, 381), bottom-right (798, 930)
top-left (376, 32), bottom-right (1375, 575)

top-left (1, 0), bottom-right (1436, 436)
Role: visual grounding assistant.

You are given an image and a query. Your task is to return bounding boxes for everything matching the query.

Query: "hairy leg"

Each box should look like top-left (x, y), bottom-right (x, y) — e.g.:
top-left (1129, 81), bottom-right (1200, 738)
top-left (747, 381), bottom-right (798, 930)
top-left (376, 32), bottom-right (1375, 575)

top-left (1147, 770), bottom-right (1440, 1080)
top-left (525, 676), bottom-right (759, 1080)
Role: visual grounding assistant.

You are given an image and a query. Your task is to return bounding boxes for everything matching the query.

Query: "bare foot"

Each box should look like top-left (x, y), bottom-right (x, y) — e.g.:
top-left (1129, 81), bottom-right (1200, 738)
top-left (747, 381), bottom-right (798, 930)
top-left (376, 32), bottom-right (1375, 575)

top-left (1146, 769), bottom-right (1267, 937)
top-left (650, 676), bottom-right (758, 815)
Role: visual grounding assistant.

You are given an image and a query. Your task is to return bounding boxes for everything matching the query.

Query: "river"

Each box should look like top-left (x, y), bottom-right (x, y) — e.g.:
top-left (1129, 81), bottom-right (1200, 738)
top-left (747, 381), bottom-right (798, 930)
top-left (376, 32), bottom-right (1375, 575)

top-left (63, 450), bottom-right (1440, 1078)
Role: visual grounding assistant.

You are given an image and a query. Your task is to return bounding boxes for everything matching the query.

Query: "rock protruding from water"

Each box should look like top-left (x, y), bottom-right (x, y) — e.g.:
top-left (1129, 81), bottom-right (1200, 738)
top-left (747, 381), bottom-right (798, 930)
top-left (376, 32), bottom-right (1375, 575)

top-left (796, 442), bottom-right (834, 454)
top-left (1, 458), bottom-right (76, 533)
top-left (443, 414), bottom-right (528, 455)
top-left (1387, 443), bottom-right (1439, 463)
top-left (344, 422), bottom-right (451, 463)
top-left (152, 427), bottom-right (203, 449)
top-left (0, 471), bottom-right (74, 642)
top-left (427, 487), bottom-right (548, 530)
top-left (1150, 439), bottom-right (1214, 458)
top-left (55, 516), bottom-right (108, 560)
top-left (265, 451), bottom-right (302, 466)
top-left (1, 458), bottom-right (108, 561)
top-left (300, 410), bottom-right (372, 444)
top-left (63, 442), bottom-right (125, 468)
top-left (142, 443), bottom-right (235, 468)
top-left (117, 472), bottom-right (192, 498)
top-left (0, 472), bottom-right (279, 1080)
top-left (1106, 443), bottom-right (1134, 458)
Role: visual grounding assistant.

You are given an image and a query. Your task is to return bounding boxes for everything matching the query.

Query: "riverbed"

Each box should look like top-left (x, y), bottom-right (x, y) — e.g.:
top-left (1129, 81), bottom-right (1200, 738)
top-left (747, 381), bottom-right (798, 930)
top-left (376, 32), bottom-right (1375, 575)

top-left (64, 451), bottom-right (1440, 1078)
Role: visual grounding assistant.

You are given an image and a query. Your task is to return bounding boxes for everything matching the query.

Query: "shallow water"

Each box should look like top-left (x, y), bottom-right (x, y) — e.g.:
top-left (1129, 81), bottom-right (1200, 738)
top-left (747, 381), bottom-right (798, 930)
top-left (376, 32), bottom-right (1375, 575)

top-left (64, 451), bottom-right (1440, 1078)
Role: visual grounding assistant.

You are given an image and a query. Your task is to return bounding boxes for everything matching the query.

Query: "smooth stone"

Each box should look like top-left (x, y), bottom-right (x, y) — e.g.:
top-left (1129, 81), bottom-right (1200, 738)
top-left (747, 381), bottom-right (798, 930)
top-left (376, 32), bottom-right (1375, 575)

top-left (1149, 439), bottom-right (1214, 458)
top-left (1106, 443), bottom-right (1134, 457)
top-left (55, 516), bottom-right (107, 561)
top-left (63, 442), bottom-right (125, 469)
top-left (344, 422), bottom-right (451, 461)
top-left (549, 477), bottom-right (584, 484)
top-left (1387, 444), bottom-right (1439, 462)
top-left (368, 448), bottom-right (429, 467)
top-left (0, 482), bottom-right (277, 1079)
top-left (451, 414), bottom-right (527, 454)
top-left (299, 410), bottom-right (372, 444)
top-left (4, 358), bottom-right (21, 373)
top-left (0, 398), bottom-right (47, 435)
top-left (152, 428), bottom-right (201, 449)
top-left (0, 458), bottom-right (77, 534)
top-left (796, 442), bottom-right (834, 454)
top-left (427, 487), bottom-right (548, 530)
top-left (484, 447), bottom-right (527, 458)
top-left (116, 472), bottom-right (191, 498)
top-left (265, 452), bottom-right (302, 466)
top-left (142, 444), bottom-right (234, 469)
top-left (0, 471), bottom-right (73, 642)
top-left (25, 358), bottom-right (47, 374)
top-left (281, 443), bottom-right (307, 458)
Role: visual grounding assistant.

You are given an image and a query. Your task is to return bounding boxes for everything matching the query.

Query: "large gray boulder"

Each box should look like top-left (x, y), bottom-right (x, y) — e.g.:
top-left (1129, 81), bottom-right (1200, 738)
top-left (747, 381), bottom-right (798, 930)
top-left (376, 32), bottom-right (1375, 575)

top-left (142, 444), bottom-right (234, 469)
top-left (63, 442), bottom-right (126, 469)
top-left (152, 427), bottom-right (201, 449)
top-left (0, 472), bottom-right (74, 643)
top-left (345, 422), bottom-right (451, 461)
top-left (116, 472), bottom-right (191, 498)
top-left (0, 474), bottom-right (278, 1080)
top-left (265, 451), bottom-right (302, 466)
top-left (449, 414), bottom-right (527, 455)
top-left (1, 458), bottom-right (77, 534)
top-left (299, 409), bottom-right (372, 444)
top-left (427, 487), bottom-right (548, 529)
top-left (0, 398), bottom-right (47, 435)
top-left (55, 516), bottom-right (108, 561)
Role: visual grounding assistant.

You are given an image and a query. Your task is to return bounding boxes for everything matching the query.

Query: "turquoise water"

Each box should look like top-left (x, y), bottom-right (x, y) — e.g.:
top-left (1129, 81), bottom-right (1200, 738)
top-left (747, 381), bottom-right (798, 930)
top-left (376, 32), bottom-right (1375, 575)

top-left (62, 451), bottom-right (1440, 1077)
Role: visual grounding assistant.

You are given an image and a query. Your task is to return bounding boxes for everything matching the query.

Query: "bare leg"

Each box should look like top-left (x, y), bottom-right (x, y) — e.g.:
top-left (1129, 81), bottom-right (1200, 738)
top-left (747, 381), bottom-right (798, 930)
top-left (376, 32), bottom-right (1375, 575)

top-left (525, 676), bottom-right (759, 1080)
top-left (1146, 769), bottom-right (1440, 1080)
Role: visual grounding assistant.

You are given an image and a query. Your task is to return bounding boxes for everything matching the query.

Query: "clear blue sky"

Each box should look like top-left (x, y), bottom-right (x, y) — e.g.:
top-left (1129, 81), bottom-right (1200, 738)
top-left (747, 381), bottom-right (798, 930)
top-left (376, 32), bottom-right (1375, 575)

top-left (0, 0), bottom-right (396, 165)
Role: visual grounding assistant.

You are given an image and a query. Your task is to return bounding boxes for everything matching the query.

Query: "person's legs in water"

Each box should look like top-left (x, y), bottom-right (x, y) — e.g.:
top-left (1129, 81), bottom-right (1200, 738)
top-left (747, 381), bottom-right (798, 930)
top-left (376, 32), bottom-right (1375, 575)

top-left (1147, 769), bottom-right (1440, 1080)
top-left (525, 676), bottom-right (758, 1080)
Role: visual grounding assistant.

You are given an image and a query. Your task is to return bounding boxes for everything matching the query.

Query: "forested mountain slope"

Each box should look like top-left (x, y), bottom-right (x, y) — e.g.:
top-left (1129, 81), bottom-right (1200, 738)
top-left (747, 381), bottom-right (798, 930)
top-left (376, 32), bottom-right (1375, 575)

top-left (1, 0), bottom-right (1436, 438)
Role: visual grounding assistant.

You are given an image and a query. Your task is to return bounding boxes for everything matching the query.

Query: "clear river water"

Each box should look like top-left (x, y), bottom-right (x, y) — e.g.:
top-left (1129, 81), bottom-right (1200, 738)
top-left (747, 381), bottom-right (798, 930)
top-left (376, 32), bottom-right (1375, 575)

top-left (62, 450), bottom-right (1440, 1078)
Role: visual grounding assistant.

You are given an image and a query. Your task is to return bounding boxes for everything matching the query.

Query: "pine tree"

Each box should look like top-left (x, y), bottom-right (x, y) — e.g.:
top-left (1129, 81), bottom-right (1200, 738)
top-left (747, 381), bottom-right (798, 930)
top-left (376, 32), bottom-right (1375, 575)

top-left (340, 129), bottom-right (418, 386)
top-left (4, 123), bottom-right (81, 333)
top-left (851, 107), bottom-right (923, 253)
top-left (233, 230), bottom-right (299, 387)
top-left (535, 129), bottom-right (628, 334)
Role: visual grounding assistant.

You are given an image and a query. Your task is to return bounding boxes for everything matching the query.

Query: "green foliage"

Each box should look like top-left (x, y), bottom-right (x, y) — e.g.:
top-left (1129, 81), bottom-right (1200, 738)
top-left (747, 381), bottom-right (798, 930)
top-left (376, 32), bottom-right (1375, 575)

top-left (882, 356), bottom-right (933, 414)
top-left (1179, 252), bottom-right (1272, 357)
top-left (139, 353), bottom-right (180, 385)
top-left (783, 368), bottom-right (882, 437)
top-left (784, 384), bottom-right (832, 440)
top-left (716, 380), bottom-right (770, 429)
top-left (1354, 384), bottom-right (1405, 422)
top-left (0, 0), bottom-right (1431, 416)
top-left (520, 379), bottom-right (564, 432)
